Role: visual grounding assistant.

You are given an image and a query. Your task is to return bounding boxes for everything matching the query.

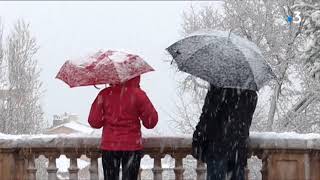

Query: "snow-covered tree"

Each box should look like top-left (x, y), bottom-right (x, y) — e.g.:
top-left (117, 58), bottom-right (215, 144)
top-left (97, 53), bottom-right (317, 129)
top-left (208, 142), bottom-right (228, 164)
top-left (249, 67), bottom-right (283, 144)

top-left (172, 0), bottom-right (310, 133)
top-left (280, 0), bottom-right (320, 133)
top-left (0, 22), bottom-right (5, 90)
top-left (292, 1), bottom-right (320, 83)
top-left (0, 20), bottom-right (46, 134)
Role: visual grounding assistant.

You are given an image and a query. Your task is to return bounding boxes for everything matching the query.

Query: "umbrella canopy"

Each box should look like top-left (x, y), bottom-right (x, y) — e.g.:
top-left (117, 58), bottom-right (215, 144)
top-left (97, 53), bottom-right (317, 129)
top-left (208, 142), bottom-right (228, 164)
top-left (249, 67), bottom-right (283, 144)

top-left (56, 50), bottom-right (154, 88)
top-left (166, 30), bottom-right (276, 91)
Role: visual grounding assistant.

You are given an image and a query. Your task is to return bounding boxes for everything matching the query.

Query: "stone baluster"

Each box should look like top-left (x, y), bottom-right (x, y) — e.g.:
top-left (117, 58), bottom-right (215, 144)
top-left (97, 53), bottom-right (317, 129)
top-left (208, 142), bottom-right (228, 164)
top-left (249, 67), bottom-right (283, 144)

top-left (45, 152), bottom-right (59, 180)
top-left (196, 160), bottom-right (206, 180)
top-left (88, 152), bottom-right (100, 180)
top-left (258, 151), bottom-right (269, 180)
top-left (150, 154), bottom-right (163, 180)
top-left (245, 150), bottom-right (253, 180)
top-left (15, 150), bottom-right (27, 180)
top-left (26, 152), bottom-right (37, 180)
top-left (138, 168), bottom-right (143, 180)
top-left (67, 154), bottom-right (80, 180)
top-left (245, 165), bottom-right (250, 180)
top-left (173, 155), bottom-right (185, 180)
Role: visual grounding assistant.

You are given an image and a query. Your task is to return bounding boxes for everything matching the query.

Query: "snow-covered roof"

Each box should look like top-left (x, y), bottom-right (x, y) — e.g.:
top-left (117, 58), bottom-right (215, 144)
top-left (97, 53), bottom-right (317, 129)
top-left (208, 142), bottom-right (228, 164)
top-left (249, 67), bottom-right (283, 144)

top-left (45, 120), bottom-right (97, 135)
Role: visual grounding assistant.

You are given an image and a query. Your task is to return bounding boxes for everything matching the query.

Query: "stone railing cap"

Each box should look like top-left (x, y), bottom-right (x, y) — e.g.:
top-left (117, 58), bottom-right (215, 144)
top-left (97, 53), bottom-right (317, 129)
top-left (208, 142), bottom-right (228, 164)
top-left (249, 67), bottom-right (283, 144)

top-left (250, 132), bottom-right (320, 150)
top-left (0, 132), bottom-right (320, 150)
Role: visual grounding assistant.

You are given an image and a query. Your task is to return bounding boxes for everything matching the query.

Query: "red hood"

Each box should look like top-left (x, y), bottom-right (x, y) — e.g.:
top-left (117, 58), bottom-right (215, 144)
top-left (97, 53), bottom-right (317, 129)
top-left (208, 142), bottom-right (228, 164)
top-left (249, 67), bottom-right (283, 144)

top-left (122, 76), bottom-right (140, 87)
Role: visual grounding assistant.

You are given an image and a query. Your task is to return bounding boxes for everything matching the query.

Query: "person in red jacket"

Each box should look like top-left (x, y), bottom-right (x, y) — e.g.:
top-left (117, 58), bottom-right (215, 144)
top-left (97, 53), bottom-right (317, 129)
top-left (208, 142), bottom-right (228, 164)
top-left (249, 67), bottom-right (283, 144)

top-left (88, 75), bottom-right (158, 180)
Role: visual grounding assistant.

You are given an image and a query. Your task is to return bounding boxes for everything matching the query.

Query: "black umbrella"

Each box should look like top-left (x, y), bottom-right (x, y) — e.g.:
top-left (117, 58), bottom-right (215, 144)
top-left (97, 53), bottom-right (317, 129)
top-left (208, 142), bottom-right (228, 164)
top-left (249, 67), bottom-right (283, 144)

top-left (166, 30), bottom-right (276, 91)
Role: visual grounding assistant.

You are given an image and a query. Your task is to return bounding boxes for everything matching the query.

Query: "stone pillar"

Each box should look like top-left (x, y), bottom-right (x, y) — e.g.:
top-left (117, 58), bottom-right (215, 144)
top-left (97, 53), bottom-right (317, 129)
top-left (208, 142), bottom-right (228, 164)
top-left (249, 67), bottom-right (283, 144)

top-left (26, 153), bottom-right (37, 180)
top-left (88, 152), bottom-right (100, 180)
top-left (150, 154), bottom-right (163, 180)
top-left (173, 154), bottom-right (185, 180)
top-left (258, 151), bottom-right (269, 180)
top-left (265, 150), bottom-right (308, 180)
top-left (0, 150), bottom-right (20, 180)
top-left (196, 161), bottom-right (206, 180)
top-left (45, 152), bottom-right (59, 180)
top-left (15, 151), bottom-right (27, 180)
top-left (310, 151), bottom-right (320, 179)
top-left (66, 154), bottom-right (81, 180)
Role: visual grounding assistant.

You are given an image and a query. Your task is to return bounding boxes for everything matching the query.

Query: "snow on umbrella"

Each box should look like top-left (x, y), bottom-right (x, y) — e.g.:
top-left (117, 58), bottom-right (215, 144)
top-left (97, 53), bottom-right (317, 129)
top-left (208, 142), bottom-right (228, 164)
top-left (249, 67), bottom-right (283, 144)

top-left (166, 30), bottom-right (276, 91)
top-left (56, 50), bottom-right (154, 87)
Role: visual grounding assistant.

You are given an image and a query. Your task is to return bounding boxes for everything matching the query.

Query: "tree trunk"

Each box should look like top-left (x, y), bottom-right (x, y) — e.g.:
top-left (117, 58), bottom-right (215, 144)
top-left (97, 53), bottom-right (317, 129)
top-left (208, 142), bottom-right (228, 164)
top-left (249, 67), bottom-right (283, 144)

top-left (267, 82), bottom-right (281, 131)
top-left (267, 61), bottom-right (288, 131)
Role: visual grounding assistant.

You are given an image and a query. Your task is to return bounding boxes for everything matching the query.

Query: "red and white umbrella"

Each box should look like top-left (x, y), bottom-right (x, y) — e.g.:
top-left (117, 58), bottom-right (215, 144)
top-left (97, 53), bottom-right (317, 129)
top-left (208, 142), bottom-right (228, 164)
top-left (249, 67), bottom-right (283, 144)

top-left (56, 50), bottom-right (154, 87)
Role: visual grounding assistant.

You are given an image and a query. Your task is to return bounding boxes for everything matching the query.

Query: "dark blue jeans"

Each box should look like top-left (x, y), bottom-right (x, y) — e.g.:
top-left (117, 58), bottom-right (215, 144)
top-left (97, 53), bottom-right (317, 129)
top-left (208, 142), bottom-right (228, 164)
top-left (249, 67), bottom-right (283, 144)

top-left (207, 158), bottom-right (245, 180)
top-left (102, 150), bottom-right (143, 180)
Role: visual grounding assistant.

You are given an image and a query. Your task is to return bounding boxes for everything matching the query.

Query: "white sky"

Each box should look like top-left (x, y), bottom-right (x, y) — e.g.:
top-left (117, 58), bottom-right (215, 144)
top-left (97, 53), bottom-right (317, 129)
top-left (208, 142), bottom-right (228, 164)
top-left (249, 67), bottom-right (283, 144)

top-left (0, 1), bottom-right (224, 135)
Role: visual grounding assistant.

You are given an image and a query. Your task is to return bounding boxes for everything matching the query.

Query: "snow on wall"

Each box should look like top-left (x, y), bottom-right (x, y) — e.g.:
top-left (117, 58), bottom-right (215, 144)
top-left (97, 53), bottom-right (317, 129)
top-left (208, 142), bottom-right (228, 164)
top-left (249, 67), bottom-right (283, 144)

top-left (0, 133), bottom-right (100, 149)
top-left (250, 132), bottom-right (320, 150)
top-left (0, 132), bottom-right (320, 150)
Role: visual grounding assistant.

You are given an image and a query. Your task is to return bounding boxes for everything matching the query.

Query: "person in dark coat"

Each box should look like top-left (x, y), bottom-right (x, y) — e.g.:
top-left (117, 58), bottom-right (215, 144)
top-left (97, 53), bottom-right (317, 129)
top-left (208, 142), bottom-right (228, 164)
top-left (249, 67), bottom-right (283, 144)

top-left (192, 85), bottom-right (257, 180)
top-left (88, 76), bottom-right (158, 180)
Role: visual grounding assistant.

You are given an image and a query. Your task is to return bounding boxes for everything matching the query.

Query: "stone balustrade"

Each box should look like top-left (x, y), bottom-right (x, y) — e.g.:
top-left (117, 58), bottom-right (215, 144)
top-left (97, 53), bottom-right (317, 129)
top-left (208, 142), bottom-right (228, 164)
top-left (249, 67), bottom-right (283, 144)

top-left (0, 132), bottom-right (319, 179)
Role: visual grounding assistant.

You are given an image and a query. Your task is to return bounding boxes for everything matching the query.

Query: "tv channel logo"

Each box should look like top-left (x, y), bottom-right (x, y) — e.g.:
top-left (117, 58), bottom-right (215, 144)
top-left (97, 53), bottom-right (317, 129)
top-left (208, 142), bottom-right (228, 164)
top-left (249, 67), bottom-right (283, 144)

top-left (287, 11), bottom-right (302, 24)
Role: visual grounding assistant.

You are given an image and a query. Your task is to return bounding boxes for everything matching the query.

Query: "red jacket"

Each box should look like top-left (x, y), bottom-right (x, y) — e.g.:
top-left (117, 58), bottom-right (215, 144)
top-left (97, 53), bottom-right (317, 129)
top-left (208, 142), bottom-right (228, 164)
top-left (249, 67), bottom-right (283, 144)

top-left (88, 76), bottom-right (158, 151)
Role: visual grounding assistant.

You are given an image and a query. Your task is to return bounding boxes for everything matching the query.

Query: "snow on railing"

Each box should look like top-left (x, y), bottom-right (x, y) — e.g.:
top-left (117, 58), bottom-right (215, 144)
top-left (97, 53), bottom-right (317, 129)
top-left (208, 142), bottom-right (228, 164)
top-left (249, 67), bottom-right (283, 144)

top-left (0, 132), bottom-right (320, 179)
top-left (1, 131), bottom-right (320, 149)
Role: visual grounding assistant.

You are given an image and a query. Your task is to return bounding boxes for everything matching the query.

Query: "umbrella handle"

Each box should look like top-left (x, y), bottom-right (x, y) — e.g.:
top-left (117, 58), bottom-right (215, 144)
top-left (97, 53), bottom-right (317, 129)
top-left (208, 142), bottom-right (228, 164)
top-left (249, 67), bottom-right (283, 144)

top-left (94, 85), bottom-right (100, 90)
